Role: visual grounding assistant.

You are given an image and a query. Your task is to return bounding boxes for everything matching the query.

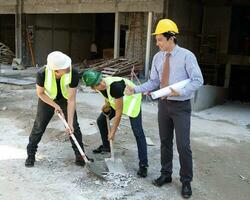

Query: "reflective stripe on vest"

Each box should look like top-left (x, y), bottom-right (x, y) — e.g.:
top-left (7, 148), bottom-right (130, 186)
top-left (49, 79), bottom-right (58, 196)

top-left (100, 77), bottom-right (142, 118)
top-left (44, 66), bottom-right (72, 100)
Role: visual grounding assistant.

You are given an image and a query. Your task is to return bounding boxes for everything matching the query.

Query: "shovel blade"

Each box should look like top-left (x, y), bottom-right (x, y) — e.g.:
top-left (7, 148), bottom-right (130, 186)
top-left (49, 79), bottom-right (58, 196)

top-left (86, 162), bottom-right (107, 179)
top-left (105, 158), bottom-right (127, 174)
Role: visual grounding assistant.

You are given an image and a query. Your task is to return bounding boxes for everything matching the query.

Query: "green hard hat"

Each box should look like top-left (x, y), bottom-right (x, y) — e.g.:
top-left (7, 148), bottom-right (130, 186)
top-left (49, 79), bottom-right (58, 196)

top-left (82, 70), bottom-right (102, 86)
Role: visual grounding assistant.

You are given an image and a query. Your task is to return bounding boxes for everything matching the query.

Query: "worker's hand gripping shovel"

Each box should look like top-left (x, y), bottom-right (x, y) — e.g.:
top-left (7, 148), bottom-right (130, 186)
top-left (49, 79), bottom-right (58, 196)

top-left (104, 112), bottom-right (126, 174)
top-left (57, 112), bottom-right (106, 179)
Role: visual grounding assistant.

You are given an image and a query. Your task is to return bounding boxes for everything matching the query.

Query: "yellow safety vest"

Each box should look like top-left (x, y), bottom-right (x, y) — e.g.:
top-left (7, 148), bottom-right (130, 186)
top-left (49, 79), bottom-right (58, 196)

top-left (100, 77), bottom-right (142, 118)
top-left (44, 67), bottom-right (72, 100)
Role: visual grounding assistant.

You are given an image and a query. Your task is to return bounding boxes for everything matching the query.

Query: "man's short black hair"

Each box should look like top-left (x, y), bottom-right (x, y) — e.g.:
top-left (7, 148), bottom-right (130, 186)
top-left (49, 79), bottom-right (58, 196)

top-left (163, 32), bottom-right (178, 44)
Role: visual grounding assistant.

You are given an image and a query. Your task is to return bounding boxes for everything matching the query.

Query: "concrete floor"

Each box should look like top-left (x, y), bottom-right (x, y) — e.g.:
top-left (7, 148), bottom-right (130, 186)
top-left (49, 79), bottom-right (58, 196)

top-left (0, 68), bottom-right (250, 199)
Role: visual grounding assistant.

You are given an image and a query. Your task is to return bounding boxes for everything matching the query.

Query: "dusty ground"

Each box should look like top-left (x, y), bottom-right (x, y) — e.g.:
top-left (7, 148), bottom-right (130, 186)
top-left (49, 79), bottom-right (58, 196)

top-left (0, 69), bottom-right (250, 200)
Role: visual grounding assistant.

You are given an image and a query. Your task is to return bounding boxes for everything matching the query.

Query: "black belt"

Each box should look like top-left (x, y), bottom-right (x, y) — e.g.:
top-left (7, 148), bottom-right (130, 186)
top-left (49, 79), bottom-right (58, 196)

top-left (164, 99), bottom-right (190, 103)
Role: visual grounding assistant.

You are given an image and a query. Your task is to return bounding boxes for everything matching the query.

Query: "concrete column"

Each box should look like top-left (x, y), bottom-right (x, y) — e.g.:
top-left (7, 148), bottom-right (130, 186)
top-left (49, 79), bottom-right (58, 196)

top-left (114, 11), bottom-right (120, 59)
top-left (224, 62), bottom-right (231, 88)
top-left (145, 11), bottom-right (152, 78)
top-left (15, 0), bottom-right (22, 59)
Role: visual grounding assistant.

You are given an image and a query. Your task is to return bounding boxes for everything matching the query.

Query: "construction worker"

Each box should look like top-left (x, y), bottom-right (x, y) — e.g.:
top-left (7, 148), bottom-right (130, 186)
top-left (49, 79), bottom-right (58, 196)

top-left (125, 19), bottom-right (203, 198)
top-left (82, 70), bottom-right (148, 177)
top-left (25, 51), bottom-right (87, 167)
top-left (90, 41), bottom-right (98, 59)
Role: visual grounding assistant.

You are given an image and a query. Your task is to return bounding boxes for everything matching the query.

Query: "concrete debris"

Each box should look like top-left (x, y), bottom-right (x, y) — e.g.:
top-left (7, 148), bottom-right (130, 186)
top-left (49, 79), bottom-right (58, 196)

top-left (76, 58), bottom-right (143, 78)
top-left (246, 124), bottom-right (250, 129)
top-left (2, 106), bottom-right (7, 111)
top-left (146, 137), bottom-right (154, 146)
top-left (74, 173), bottom-right (134, 190)
top-left (0, 76), bottom-right (35, 85)
top-left (12, 58), bottom-right (24, 70)
top-left (239, 174), bottom-right (247, 181)
top-left (103, 173), bottom-right (134, 189)
top-left (0, 42), bottom-right (15, 64)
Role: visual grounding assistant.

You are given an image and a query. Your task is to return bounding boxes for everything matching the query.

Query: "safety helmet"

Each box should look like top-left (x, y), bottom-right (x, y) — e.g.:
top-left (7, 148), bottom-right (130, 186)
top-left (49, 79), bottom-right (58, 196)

top-left (82, 70), bottom-right (102, 87)
top-left (47, 51), bottom-right (71, 70)
top-left (152, 19), bottom-right (179, 35)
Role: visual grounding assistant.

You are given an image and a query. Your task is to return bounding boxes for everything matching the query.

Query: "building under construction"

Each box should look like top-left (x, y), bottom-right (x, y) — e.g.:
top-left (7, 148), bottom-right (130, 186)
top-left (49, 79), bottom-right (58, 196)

top-left (0, 0), bottom-right (250, 109)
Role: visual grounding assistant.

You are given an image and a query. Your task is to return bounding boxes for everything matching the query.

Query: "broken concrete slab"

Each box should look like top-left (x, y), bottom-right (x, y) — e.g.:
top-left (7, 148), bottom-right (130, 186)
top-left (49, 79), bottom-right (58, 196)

top-left (78, 118), bottom-right (98, 136)
top-left (0, 76), bottom-right (35, 85)
top-left (146, 136), bottom-right (154, 146)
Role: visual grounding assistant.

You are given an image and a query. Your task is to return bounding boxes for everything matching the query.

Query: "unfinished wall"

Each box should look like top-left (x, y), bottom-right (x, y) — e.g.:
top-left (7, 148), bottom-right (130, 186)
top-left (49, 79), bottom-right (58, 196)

top-left (168, 0), bottom-right (203, 56)
top-left (125, 13), bottom-right (145, 62)
top-left (25, 14), bottom-right (94, 66)
top-left (0, 0), bottom-right (164, 14)
top-left (0, 15), bottom-right (15, 52)
top-left (95, 13), bottom-right (115, 58)
top-left (203, 6), bottom-right (231, 56)
top-left (192, 85), bottom-right (228, 111)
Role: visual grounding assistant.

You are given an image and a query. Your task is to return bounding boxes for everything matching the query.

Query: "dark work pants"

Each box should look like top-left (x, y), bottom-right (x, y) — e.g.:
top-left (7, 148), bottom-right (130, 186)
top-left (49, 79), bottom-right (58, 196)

top-left (158, 99), bottom-right (193, 183)
top-left (27, 98), bottom-right (84, 157)
top-left (97, 107), bottom-right (148, 167)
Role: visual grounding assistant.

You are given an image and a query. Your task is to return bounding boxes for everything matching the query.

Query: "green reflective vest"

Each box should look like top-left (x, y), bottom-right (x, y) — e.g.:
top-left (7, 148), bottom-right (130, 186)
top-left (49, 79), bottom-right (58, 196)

top-left (100, 77), bottom-right (142, 118)
top-left (44, 67), bottom-right (72, 100)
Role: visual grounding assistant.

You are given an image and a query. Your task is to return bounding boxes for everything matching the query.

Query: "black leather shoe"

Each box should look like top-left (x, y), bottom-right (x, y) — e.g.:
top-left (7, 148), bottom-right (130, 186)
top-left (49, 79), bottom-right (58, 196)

top-left (92, 145), bottom-right (110, 154)
top-left (152, 175), bottom-right (172, 187)
top-left (182, 182), bottom-right (192, 199)
top-left (75, 156), bottom-right (86, 167)
top-left (137, 165), bottom-right (148, 178)
top-left (25, 155), bottom-right (35, 167)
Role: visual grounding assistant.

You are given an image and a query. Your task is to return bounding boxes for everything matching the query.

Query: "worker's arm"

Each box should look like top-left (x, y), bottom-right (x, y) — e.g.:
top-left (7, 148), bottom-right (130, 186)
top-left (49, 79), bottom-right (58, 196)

top-left (36, 84), bottom-right (63, 115)
top-left (108, 97), bottom-right (123, 141)
top-left (125, 55), bottom-right (160, 95)
top-left (67, 87), bottom-right (77, 134)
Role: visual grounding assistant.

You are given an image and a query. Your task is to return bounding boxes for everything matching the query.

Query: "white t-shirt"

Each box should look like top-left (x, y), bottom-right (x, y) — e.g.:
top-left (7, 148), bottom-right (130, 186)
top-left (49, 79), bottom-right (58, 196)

top-left (90, 43), bottom-right (97, 53)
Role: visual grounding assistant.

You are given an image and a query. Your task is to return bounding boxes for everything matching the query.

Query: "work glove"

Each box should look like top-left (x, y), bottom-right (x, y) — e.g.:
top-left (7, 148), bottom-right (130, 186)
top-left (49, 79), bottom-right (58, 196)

top-left (102, 103), bottom-right (111, 115)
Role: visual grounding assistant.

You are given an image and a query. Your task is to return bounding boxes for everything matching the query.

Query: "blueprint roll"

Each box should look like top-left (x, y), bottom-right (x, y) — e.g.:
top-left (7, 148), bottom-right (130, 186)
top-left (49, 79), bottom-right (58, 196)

top-left (151, 79), bottom-right (191, 99)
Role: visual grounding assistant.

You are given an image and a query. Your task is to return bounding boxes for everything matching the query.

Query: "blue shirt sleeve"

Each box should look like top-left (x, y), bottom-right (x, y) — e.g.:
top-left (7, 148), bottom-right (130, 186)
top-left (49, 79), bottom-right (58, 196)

top-left (134, 55), bottom-right (160, 93)
top-left (176, 53), bottom-right (204, 97)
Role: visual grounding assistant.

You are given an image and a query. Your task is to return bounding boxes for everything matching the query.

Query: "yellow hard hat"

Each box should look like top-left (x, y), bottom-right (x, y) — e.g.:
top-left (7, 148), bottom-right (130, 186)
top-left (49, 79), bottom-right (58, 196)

top-left (152, 19), bottom-right (179, 35)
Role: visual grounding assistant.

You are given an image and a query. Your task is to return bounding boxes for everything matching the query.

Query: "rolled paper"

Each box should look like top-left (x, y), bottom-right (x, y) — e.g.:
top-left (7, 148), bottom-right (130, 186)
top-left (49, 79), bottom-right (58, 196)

top-left (151, 79), bottom-right (191, 99)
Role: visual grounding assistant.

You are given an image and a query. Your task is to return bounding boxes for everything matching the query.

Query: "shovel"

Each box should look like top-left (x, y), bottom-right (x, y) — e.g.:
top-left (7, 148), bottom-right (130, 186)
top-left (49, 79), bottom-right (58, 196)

top-left (57, 112), bottom-right (105, 179)
top-left (104, 115), bottom-right (126, 174)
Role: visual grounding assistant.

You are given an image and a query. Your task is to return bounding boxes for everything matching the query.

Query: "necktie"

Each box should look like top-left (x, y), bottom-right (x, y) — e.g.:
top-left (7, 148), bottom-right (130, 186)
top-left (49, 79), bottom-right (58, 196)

top-left (161, 53), bottom-right (171, 88)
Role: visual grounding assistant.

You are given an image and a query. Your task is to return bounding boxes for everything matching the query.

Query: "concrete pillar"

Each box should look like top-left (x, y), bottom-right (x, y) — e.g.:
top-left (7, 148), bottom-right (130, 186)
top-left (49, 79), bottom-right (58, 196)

top-left (15, 0), bottom-right (22, 59)
top-left (224, 62), bottom-right (231, 88)
top-left (114, 11), bottom-right (120, 59)
top-left (145, 12), bottom-right (152, 78)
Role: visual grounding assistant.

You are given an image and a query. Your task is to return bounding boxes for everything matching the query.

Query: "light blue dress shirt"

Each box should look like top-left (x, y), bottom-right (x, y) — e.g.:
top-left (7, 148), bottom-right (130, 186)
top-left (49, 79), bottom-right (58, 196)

top-left (134, 45), bottom-right (204, 101)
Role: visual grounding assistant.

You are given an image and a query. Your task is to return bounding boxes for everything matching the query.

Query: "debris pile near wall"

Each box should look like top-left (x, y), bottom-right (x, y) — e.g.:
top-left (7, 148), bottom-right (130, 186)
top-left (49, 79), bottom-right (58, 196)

top-left (0, 42), bottom-right (15, 64)
top-left (75, 58), bottom-right (143, 78)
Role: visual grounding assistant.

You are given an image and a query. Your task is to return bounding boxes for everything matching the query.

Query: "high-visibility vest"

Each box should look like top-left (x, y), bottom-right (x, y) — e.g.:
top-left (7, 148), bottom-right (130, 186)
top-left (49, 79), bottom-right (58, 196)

top-left (44, 67), bottom-right (72, 100)
top-left (100, 77), bottom-right (142, 118)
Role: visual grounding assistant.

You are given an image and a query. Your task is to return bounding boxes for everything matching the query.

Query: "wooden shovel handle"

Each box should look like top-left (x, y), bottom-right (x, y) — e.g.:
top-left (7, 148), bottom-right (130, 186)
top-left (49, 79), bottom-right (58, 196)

top-left (57, 112), bottom-right (89, 163)
top-left (105, 115), bottom-right (114, 159)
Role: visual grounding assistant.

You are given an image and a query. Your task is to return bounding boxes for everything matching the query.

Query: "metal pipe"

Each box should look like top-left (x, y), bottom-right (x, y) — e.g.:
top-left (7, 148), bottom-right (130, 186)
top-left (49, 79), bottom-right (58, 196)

top-left (145, 11), bottom-right (152, 78)
top-left (114, 11), bottom-right (120, 58)
top-left (15, 0), bottom-right (22, 59)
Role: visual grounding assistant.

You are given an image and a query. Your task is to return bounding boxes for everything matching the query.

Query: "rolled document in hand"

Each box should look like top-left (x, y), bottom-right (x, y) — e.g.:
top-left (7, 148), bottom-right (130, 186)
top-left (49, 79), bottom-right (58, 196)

top-left (151, 79), bottom-right (191, 99)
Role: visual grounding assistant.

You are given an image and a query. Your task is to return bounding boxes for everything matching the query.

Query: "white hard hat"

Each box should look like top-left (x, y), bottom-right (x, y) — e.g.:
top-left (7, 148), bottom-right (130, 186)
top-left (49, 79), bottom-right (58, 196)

top-left (46, 51), bottom-right (71, 70)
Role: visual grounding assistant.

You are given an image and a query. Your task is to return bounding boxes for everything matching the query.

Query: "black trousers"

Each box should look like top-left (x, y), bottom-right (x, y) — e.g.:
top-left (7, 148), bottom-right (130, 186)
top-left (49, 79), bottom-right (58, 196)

top-left (27, 98), bottom-right (84, 157)
top-left (97, 107), bottom-right (148, 167)
top-left (158, 99), bottom-right (193, 183)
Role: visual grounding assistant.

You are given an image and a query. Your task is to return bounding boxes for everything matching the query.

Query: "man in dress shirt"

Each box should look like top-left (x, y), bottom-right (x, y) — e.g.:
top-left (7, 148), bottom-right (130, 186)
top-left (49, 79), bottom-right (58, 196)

top-left (125, 19), bottom-right (203, 199)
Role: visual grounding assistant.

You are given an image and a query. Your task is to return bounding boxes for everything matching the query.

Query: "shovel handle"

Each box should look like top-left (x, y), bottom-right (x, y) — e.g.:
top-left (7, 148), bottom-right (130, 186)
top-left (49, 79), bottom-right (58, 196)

top-left (105, 115), bottom-right (114, 160)
top-left (57, 112), bottom-right (89, 163)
